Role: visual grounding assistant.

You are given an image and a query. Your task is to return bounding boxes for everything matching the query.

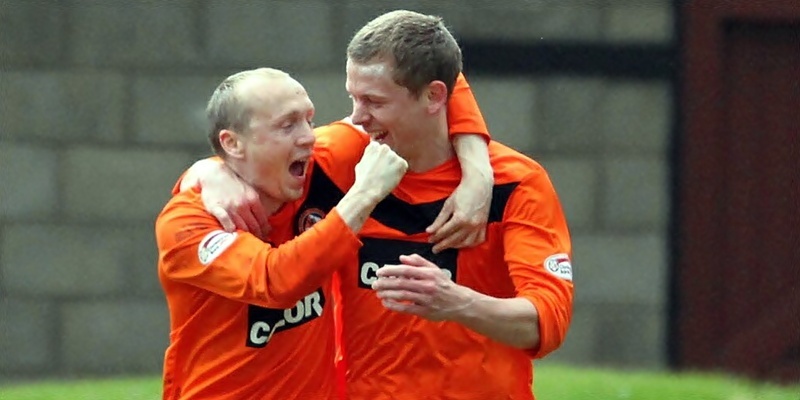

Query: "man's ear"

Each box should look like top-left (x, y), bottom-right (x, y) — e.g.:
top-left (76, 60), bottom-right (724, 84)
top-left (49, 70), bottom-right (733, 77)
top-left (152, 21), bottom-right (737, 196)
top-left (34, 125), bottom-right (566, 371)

top-left (426, 80), bottom-right (448, 114)
top-left (219, 129), bottom-right (245, 159)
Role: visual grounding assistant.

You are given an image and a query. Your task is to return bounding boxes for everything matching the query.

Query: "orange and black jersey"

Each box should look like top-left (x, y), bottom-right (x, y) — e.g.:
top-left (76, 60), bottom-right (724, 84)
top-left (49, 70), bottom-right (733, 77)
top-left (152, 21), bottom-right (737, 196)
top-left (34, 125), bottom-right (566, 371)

top-left (303, 124), bottom-right (574, 400)
top-left (155, 171), bottom-right (356, 399)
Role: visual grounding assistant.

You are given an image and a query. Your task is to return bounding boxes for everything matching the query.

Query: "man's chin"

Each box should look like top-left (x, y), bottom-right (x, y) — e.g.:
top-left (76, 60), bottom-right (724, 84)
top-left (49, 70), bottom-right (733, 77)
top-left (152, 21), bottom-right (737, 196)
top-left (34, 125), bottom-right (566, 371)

top-left (285, 187), bottom-right (304, 202)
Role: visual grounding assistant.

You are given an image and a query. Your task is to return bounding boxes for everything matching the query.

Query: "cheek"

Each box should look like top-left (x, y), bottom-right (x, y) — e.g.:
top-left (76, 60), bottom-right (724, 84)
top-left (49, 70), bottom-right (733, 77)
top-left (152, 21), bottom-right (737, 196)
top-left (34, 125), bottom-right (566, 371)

top-left (376, 107), bottom-right (404, 127)
top-left (391, 109), bottom-right (418, 130)
top-left (248, 144), bottom-right (283, 172)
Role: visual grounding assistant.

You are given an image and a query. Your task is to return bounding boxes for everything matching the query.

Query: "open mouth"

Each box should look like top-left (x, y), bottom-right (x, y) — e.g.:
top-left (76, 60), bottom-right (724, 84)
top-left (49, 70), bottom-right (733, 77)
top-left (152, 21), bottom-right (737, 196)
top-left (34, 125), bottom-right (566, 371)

top-left (372, 131), bottom-right (388, 142)
top-left (289, 160), bottom-right (308, 178)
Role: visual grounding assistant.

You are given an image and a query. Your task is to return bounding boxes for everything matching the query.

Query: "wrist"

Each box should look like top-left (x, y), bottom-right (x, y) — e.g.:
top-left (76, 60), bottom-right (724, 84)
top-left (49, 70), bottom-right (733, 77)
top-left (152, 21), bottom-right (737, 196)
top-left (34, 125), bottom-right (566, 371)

top-left (336, 188), bottom-right (379, 233)
top-left (446, 285), bottom-right (481, 321)
top-left (458, 155), bottom-right (494, 187)
top-left (463, 166), bottom-right (494, 188)
top-left (350, 183), bottom-right (387, 205)
top-left (454, 135), bottom-right (493, 181)
top-left (340, 187), bottom-right (380, 216)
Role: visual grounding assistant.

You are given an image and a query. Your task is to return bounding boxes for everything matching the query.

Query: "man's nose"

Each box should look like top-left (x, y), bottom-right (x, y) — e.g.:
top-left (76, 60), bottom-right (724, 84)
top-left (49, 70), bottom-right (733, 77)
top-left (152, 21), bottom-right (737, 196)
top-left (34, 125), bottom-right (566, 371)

top-left (350, 100), bottom-right (369, 126)
top-left (298, 123), bottom-right (316, 146)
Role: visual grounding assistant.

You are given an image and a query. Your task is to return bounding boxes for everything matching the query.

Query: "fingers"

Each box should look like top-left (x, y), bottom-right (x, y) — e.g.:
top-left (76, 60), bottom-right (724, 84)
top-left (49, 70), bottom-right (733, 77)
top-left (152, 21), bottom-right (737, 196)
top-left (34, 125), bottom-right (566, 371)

top-left (433, 227), bottom-right (488, 253)
top-left (217, 206), bottom-right (266, 237)
top-left (398, 253), bottom-right (433, 267)
top-left (249, 202), bottom-right (271, 237)
top-left (459, 230), bottom-right (484, 248)
top-left (238, 207), bottom-right (263, 238)
top-left (355, 142), bottom-right (407, 198)
top-left (473, 228), bottom-right (487, 246)
top-left (375, 264), bottom-right (436, 281)
top-left (426, 199), bottom-right (453, 234)
top-left (236, 190), bottom-right (266, 237)
top-left (262, 221), bottom-right (272, 236)
top-left (431, 228), bottom-right (471, 253)
top-left (229, 212), bottom-right (250, 233)
top-left (202, 185), bottom-right (267, 237)
top-left (380, 143), bottom-right (408, 171)
top-left (372, 275), bottom-right (436, 293)
top-left (363, 141), bottom-right (388, 160)
top-left (429, 204), bottom-right (489, 252)
top-left (210, 206), bottom-right (236, 232)
top-left (376, 289), bottom-right (432, 305)
top-left (427, 215), bottom-right (463, 247)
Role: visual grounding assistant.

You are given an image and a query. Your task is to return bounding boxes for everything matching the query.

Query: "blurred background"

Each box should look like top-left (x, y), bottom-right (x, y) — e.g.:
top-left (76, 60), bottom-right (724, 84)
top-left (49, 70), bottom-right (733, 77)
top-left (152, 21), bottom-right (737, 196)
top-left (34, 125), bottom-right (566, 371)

top-left (1, 0), bottom-right (797, 387)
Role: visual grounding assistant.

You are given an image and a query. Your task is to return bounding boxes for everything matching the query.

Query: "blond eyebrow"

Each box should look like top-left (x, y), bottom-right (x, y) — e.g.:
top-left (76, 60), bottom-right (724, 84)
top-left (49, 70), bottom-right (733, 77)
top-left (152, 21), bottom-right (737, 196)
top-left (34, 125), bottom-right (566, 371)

top-left (275, 108), bottom-right (312, 125)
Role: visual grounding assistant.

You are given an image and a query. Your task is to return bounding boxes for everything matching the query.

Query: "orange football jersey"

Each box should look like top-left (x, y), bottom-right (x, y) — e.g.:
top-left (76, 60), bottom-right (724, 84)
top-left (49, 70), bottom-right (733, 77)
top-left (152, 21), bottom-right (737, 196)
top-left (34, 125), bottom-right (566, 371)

top-left (303, 124), bottom-right (574, 400)
top-left (155, 180), bottom-right (357, 399)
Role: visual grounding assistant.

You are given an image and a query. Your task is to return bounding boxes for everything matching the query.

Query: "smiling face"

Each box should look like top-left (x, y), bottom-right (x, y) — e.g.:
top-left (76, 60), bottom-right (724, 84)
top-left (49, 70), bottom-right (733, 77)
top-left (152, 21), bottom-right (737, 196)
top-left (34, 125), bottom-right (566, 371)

top-left (345, 58), bottom-right (432, 162)
top-left (221, 73), bottom-right (316, 203)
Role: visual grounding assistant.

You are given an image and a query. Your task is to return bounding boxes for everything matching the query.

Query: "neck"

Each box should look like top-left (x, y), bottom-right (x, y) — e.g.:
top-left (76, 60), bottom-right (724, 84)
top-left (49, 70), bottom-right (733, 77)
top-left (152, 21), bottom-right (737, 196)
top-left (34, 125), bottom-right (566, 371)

top-left (257, 193), bottom-right (284, 216)
top-left (227, 160), bottom-right (284, 217)
top-left (404, 119), bottom-right (453, 173)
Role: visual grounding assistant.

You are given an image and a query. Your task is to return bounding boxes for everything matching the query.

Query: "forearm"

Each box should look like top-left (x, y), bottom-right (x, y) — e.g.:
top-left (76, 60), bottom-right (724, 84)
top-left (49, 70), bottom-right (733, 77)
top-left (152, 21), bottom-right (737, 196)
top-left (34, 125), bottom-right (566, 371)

top-left (453, 134), bottom-right (493, 186)
top-left (335, 186), bottom-right (380, 233)
top-left (453, 288), bottom-right (540, 349)
top-left (259, 209), bottom-right (361, 305)
top-left (258, 179), bottom-right (389, 303)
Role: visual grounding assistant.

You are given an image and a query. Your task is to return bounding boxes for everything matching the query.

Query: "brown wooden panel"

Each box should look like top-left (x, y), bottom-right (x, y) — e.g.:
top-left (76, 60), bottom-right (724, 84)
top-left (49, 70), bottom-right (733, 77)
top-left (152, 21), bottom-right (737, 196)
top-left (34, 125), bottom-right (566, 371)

top-left (679, 1), bottom-right (800, 383)
top-left (718, 21), bottom-right (800, 381)
top-left (679, 0), bottom-right (733, 371)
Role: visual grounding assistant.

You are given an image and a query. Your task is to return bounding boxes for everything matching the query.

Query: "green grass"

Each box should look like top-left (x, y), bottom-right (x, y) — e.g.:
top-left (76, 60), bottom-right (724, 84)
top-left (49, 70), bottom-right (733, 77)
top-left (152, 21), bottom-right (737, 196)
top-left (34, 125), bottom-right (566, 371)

top-left (0, 376), bottom-right (160, 400)
top-left (1, 364), bottom-right (797, 400)
top-left (534, 365), bottom-right (799, 400)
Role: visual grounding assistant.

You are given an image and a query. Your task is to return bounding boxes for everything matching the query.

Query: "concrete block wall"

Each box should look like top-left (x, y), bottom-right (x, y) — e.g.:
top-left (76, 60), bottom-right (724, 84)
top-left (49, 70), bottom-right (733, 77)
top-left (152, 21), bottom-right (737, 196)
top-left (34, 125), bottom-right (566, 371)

top-left (0, 0), bottom-right (674, 378)
top-left (471, 77), bottom-right (672, 368)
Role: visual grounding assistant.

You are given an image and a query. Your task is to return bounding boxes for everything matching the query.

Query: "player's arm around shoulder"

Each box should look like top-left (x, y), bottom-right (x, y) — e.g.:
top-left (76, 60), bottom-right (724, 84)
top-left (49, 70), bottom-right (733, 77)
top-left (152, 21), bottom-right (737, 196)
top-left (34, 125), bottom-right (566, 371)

top-left (427, 72), bottom-right (493, 252)
top-left (154, 192), bottom-right (360, 309)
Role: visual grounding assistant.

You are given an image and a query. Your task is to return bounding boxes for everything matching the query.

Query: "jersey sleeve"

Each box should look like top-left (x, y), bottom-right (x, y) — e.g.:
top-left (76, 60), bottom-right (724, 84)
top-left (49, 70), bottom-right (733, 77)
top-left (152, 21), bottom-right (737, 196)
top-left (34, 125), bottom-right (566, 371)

top-left (502, 169), bottom-right (574, 359)
top-left (447, 73), bottom-right (490, 142)
top-left (155, 192), bottom-right (362, 309)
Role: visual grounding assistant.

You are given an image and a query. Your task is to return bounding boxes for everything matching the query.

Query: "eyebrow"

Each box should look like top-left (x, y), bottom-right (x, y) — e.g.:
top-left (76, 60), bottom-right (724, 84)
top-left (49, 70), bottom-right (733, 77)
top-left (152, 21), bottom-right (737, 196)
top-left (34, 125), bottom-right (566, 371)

top-left (280, 110), bottom-right (303, 119)
top-left (278, 109), bottom-right (310, 120)
top-left (353, 93), bottom-right (387, 102)
top-left (275, 108), bottom-right (312, 124)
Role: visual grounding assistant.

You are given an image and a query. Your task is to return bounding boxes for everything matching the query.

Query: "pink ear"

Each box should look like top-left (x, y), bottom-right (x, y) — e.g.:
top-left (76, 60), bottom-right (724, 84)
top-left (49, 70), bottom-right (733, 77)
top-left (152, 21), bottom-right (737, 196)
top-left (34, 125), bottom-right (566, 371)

top-left (428, 81), bottom-right (449, 114)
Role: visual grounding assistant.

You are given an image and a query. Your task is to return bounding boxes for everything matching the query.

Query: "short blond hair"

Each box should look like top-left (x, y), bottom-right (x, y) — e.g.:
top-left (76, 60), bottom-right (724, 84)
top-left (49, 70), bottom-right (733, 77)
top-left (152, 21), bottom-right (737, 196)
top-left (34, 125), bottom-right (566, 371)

top-left (347, 10), bottom-right (462, 97)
